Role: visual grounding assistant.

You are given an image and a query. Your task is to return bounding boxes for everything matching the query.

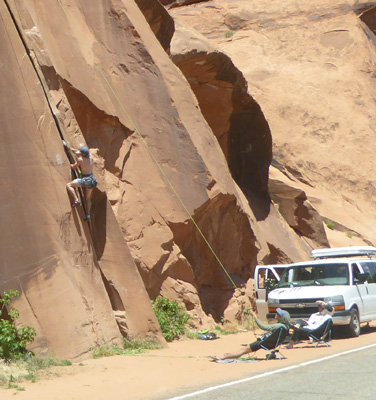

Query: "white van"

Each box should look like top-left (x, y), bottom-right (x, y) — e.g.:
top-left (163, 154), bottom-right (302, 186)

top-left (259, 246), bottom-right (376, 337)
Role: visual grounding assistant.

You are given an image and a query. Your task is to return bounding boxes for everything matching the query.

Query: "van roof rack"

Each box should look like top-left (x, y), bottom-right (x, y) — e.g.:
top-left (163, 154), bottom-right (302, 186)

top-left (312, 246), bottom-right (376, 259)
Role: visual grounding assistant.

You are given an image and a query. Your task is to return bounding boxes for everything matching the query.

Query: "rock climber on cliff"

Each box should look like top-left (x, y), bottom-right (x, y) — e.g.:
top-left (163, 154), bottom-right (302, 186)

top-left (65, 142), bottom-right (97, 221)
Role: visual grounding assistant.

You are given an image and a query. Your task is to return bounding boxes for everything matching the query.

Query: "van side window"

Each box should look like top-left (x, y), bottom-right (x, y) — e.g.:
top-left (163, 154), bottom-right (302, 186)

top-left (351, 263), bottom-right (364, 284)
top-left (359, 262), bottom-right (376, 283)
top-left (274, 269), bottom-right (284, 279)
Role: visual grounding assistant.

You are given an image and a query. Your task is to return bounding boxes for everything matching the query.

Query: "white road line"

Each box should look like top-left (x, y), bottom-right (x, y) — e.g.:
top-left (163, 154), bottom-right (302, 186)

top-left (166, 343), bottom-right (376, 400)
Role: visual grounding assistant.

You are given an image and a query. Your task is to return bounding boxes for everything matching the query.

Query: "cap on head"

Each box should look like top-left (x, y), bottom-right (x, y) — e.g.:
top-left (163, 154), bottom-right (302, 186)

top-left (315, 300), bottom-right (333, 312)
top-left (276, 308), bottom-right (288, 318)
top-left (276, 308), bottom-right (290, 323)
top-left (80, 146), bottom-right (90, 156)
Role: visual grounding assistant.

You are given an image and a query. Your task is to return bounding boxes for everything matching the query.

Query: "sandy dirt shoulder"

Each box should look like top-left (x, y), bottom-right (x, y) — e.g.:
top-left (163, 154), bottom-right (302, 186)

top-left (1, 324), bottom-right (376, 400)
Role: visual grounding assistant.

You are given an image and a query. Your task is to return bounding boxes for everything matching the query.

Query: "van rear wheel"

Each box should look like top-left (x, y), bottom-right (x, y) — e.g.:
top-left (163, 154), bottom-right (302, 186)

top-left (347, 308), bottom-right (360, 337)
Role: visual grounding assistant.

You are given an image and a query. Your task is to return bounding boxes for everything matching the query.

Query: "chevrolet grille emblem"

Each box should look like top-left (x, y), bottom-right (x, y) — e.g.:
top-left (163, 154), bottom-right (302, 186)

top-left (296, 303), bottom-right (306, 308)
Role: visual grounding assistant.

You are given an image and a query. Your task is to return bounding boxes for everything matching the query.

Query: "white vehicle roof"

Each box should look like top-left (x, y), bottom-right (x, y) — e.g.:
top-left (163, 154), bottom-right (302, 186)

top-left (255, 264), bottom-right (289, 269)
top-left (286, 256), bottom-right (376, 268)
top-left (311, 246), bottom-right (376, 260)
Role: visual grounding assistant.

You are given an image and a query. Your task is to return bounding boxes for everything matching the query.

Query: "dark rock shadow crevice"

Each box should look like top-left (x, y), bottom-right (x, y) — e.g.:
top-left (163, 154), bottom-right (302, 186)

top-left (198, 286), bottom-right (236, 322)
top-left (171, 51), bottom-right (273, 220)
top-left (134, 0), bottom-right (175, 53)
top-left (90, 189), bottom-right (109, 260)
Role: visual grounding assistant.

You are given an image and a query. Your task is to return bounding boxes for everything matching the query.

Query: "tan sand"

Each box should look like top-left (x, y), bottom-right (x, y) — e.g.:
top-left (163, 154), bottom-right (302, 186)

top-left (2, 323), bottom-right (376, 400)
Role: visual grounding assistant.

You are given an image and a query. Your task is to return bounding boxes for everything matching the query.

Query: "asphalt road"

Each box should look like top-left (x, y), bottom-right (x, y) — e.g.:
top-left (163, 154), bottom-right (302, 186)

top-left (165, 344), bottom-right (376, 400)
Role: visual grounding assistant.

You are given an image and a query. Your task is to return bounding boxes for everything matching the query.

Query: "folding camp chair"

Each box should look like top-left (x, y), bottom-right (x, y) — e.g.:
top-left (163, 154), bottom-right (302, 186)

top-left (258, 326), bottom-right (288, 360)
top-left (308, 318), bottom-right (333, 347)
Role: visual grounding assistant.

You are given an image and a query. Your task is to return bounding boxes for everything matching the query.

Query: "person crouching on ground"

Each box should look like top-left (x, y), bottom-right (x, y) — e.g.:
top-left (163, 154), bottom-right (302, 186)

top-left (66, 145), bottom-right (97, 221)
top-left (286, 300), bottom-right (334, 349)
top-left (210, 308), bottom-right (290, 361)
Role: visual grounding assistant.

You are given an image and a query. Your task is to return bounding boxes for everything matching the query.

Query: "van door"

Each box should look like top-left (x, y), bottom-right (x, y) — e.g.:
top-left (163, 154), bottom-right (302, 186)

top-left (351, 263), bottom-right (369, 319)
top-left (358, 261), bottom-right (376, 320)
top-left (254, 265), bottom-right (287, 315)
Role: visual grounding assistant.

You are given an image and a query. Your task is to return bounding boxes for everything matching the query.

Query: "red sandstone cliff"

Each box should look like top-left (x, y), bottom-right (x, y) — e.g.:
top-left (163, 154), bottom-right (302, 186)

top-left (0, 0), bottom-right (335, 359)
top-left (170, 0), bottom-right (376, 248)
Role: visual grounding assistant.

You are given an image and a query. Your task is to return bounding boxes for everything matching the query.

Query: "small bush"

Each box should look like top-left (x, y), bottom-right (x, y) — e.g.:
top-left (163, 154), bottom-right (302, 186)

top-left (185, 329), bottom-right (202, 340)
top-left (123, 336), bottom-right (161, 351)
top-left (225, 30), bottom-right (234, 38)
top-left (152, 297), bottom-right (190, 342)
top-left (93, 337), bottom-right (162, 359)
top-left (326, 220), bottom-right (335, 230)
top-left (0, 290), bottom-right (36, 362)
top-left (7, 375), bottom-right (25, 391)
top-left (26, 356), bottom-right (71, 370)
top-left (213, 324), bottom-right (238, 336)
top-left (92, 345), bottom-right (126, 359)
top-left (0, 356), bottom-right (71, 387)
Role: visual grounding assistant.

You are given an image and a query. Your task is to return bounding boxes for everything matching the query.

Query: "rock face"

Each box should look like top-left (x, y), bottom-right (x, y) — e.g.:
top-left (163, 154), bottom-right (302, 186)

top-left (169, 0), bottom-right (376, 248)
top-left (158, 0), bottom-right (208, 10)
top-left (1, 0), bottom-right (167, 360)
top-left (0, 0), bottom-right (333, 360)
top-left (171, 21), bottom-right (272, 195)
top-left (134, 0), bottom-right (174, 52)
top-left (269, 166), bottom-right (329, 249)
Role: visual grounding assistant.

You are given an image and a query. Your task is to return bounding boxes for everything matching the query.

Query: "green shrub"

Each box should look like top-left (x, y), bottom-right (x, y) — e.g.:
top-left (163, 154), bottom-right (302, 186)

top-left (26, 356), bottom-right (71, 370)
top-left (213, 324), bottom-right (238, 336)
top-left (93, 337), bottom-right (162, 359)
top-left (152, 297), bottom-right (190, 342)
top-left (0, 356), bottom-right (73, 387)
top-left (326, 220), bottom-right (335, 230)
top-left (0, 290), bottom-right (36, 362)
top-left (7, 375), bottom-right (25, 391)
top-left (92, 345), bottom-right (126, 359)
top-left (123, 336), bottom-right (161, 351)
top-left (184, 329), bottom-right (202, 340)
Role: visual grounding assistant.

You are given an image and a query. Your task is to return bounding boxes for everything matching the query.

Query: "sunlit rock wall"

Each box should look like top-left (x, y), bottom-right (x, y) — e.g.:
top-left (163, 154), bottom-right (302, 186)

top-left (0, 0), bottom-right (320, 360)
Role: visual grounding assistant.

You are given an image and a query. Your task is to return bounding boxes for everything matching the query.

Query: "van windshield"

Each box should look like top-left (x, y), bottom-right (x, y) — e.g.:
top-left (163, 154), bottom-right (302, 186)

top-left (278, 263), bottom-right (349, 287)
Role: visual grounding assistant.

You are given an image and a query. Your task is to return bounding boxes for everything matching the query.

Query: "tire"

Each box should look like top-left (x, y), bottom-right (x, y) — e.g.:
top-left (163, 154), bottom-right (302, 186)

top-left (347, 308), bottom-right (361, 337)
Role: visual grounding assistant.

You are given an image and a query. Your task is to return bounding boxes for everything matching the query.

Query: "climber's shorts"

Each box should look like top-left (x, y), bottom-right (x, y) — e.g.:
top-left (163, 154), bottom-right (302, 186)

top-left (77, 174), bottom-right (97, 189)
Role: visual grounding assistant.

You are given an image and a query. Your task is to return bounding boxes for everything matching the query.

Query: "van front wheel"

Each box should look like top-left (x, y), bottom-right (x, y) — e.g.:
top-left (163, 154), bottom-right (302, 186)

top-left (347, 308), bottom-right (360, 337)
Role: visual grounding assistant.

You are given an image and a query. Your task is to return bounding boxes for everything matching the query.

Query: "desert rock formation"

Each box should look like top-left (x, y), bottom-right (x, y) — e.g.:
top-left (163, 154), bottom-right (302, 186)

top-left (170, 0), bottom-right (376, 247)
top-left (1, 0), bottom-right (363, 360)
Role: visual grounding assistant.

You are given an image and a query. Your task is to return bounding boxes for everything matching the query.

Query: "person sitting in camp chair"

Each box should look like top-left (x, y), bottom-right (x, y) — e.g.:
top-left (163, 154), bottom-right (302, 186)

top-left (209, 308), bottom-right (290, 361)
top-left (286, 301), bottom-right (334, 349)
top-left (308, 318), bottom-right (333, 347)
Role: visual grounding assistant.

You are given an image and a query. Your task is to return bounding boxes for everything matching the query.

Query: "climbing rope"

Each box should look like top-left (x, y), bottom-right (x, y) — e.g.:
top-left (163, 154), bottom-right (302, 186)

top-left (4, 0), bottom-right (92, 221)
top-left (93, 64), bottom-right (239, 290)
top-left (57, 0), bottom-right (239, 290)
